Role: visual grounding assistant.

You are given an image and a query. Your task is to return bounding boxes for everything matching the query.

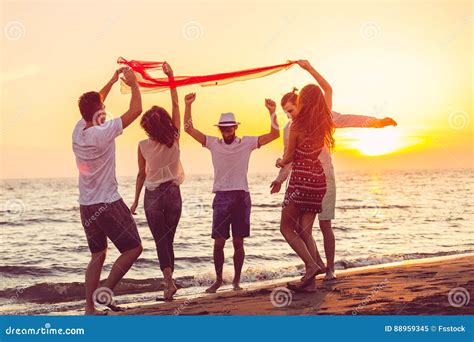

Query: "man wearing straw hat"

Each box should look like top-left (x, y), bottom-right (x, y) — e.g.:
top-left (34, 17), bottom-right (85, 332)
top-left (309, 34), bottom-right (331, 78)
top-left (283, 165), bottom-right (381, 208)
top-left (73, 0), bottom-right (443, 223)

top-left (183, 92), bottom-right (279, 293)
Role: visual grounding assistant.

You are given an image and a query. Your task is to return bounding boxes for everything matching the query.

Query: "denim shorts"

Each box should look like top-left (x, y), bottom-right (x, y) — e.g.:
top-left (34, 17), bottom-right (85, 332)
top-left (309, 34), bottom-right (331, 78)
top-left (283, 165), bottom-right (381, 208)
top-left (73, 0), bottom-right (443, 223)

top-left (80, 198), bottom-right (141, 253)
top-left (212, 190), bottom-right (251, 239)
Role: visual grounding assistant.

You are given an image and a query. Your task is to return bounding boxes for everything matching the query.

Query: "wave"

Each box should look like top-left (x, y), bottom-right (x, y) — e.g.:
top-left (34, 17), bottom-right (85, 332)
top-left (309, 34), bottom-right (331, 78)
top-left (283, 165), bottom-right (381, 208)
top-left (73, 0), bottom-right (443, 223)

top-left (335, 250), bottom-right (474, 269)
top-left (0, 265), bottom-right (72, 277)
top-left (253, 203), bottom-right (282, 208)
top-left (0, 218), bottom-right (72, 226)
top-left (0, 277), bottom-right (193, 305)
top-left (251, 202), bottom-right (411, 212)
top-left (1, 250), bottom-right (471, 305)
top-left (337, 204), bottom-right (411, 210)
top-left (0, 207), bottom-right (79, 215)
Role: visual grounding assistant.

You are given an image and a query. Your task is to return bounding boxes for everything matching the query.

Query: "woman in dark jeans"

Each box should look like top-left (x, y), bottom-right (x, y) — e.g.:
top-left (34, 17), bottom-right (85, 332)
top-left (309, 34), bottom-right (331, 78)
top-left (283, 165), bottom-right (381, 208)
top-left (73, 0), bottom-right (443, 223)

top-left (130, 62), bottom-right (185, 301)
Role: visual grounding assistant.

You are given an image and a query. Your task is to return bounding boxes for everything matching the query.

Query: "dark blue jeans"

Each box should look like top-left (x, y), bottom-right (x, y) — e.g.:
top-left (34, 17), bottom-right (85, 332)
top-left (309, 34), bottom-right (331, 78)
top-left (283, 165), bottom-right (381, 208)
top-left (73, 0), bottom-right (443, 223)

top-left (144, 181), bottom-right (182, 272)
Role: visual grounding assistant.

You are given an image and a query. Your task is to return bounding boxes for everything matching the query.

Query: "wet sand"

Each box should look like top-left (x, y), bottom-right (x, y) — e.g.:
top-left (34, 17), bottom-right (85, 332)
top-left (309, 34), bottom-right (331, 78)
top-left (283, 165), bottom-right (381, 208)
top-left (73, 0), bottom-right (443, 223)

top-left (95, 254), bottom-right (474, 315)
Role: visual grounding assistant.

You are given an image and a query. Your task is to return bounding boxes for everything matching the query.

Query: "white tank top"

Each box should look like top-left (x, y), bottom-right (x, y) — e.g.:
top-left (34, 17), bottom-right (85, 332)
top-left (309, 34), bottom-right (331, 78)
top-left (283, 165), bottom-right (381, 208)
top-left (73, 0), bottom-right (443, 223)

top-left (139, 139), bottom-right (185, 190)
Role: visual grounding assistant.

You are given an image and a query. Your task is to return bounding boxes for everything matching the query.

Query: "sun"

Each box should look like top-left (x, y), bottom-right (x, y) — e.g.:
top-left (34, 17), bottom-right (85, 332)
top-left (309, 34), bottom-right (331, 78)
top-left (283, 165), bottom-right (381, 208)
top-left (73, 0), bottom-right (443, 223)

top-left (352, 127), bottom-right (403, 156)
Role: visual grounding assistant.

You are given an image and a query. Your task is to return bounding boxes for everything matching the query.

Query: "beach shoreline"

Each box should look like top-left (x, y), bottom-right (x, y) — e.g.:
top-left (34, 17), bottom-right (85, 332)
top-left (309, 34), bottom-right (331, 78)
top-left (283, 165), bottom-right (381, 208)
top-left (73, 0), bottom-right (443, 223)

top-left (52, 253), bottom-right (473, 316)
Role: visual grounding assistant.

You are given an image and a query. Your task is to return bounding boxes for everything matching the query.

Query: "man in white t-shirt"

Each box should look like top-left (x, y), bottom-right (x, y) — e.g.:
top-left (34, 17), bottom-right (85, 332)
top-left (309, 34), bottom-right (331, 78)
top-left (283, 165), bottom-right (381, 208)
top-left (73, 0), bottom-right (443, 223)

top-left (183, 92), bottom-right (280, 293)
top-left (72, 67), bottom-right (143, 315)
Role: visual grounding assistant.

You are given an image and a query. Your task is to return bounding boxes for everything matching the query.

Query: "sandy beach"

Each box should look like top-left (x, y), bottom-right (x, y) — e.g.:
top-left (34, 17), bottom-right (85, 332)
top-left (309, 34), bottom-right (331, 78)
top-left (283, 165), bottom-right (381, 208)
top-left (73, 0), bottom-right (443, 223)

top-left (72, 254), bottom-right (473, 316)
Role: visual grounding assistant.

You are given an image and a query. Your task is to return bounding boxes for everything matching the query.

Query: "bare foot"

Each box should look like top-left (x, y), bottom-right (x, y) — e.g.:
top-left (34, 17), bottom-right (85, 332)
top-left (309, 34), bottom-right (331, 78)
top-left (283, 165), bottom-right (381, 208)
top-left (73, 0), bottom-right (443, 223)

top-left (164, 281), bottom-right (178, 301)
top-left (107, 302), bottom-right (126, 312)
top-left (302, 263), bottom-right (326, 281)
top-left (303, 278), bottom-right (318, 292)
top-left (205, 279), bottom-right (223, 293)
top-left (232, 283), bottom-right (243, 291)
top-left (317, 262), bottom-right (327, 274)
top-left (298, 264), bottom-right (322, 288)
top-left (324, 269), bottom-right (337, 280)
top-left (85, 308), bottom-right (108, 316)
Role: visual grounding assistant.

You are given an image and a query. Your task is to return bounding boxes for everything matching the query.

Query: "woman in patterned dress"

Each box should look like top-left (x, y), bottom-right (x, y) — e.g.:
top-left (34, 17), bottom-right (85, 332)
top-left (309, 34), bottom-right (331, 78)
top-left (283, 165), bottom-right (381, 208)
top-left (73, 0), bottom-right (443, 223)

top-left (276, 62), bottom-right (335, 288)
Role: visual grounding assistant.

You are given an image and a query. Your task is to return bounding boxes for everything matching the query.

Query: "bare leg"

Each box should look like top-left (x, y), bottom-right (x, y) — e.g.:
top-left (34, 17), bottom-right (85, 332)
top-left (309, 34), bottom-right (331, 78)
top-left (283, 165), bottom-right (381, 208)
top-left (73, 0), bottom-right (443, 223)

top-left (319, 220), bottom-right (336, 279)
top-left (85, 249), bottom-right (107, 315)
top-left (232, 237), bottom-right (245, 290)
top-left (206, 238), bottom-right (226, 293)
top-left (298, 213), bottom-right (326, 272)
top-left (103, 245), bottom-right (143, 291)
top-left (163, 267), bottom-right (177, 300)
top-left (280, 204), bottom-right (320, 276)
top-left (163, 267), bottom-right (173, 285)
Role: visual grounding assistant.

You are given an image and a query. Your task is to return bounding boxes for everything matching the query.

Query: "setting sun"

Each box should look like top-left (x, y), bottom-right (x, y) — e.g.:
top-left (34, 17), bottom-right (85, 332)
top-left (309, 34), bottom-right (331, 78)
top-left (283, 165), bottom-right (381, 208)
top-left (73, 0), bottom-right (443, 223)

top-left (352, 128), bottom-right (404, 156)
top-left (0, 0), bottom-right (472, 333)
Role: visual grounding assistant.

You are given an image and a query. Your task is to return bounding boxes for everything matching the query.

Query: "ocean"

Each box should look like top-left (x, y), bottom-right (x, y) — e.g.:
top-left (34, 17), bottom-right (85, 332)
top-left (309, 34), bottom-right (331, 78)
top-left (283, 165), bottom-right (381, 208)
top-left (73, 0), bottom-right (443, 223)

top-left (0, 169), bottom-right (473, 314)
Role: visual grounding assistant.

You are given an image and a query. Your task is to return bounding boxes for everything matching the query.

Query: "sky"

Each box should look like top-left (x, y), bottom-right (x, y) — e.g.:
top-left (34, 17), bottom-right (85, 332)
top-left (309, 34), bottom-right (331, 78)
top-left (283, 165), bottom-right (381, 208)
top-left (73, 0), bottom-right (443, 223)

top-left (1, 0), bottom-right (472, 179)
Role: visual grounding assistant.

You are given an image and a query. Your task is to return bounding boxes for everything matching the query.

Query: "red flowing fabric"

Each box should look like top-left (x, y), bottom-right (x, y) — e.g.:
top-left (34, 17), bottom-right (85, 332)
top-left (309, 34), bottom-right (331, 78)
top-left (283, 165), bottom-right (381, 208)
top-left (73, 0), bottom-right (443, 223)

top-left (117, 57), bottom-right (296, 93)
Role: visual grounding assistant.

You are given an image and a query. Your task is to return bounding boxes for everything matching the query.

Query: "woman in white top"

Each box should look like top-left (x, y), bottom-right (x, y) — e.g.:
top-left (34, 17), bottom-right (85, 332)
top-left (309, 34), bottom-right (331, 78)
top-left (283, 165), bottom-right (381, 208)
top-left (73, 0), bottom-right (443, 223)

top-left (130, 62), bottom-right (184, 301)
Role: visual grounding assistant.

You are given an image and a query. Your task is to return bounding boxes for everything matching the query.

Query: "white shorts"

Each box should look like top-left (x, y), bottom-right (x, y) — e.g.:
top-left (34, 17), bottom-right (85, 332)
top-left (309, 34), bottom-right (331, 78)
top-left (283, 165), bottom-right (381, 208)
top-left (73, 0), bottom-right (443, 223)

top-left (318, 165), bottom-right (336, 221)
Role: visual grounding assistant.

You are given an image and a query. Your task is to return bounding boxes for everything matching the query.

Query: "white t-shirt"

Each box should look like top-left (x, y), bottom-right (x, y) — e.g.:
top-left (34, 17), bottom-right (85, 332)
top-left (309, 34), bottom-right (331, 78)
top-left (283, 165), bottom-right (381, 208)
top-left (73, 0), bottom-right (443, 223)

top-left (72, 118), bottom-right (123, 205)
top-left (139, 138), bottom-right (185, 190)
top-left (205, 135), bottom-right (259, 192)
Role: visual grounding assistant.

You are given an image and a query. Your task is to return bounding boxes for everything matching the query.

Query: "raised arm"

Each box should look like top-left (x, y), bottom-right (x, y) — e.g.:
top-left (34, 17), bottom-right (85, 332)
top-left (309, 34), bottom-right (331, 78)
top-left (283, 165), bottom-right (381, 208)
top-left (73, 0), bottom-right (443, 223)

top-left (297, 60), bottom-right (332, 111)
top-left (183, 93), bottom-right (206, 145)
top-left (162, 62), bottom-right (180, 132)
top-left (120, 68), bottom-right (143, 129)
top-left (258, 99), bottom-right (280, 147)
top-left (99, 67), bottom-right (127, 101)
top-left (332, 111), bottom-right (397, 129)
top-left (130, 145), bottom-right (146, 215)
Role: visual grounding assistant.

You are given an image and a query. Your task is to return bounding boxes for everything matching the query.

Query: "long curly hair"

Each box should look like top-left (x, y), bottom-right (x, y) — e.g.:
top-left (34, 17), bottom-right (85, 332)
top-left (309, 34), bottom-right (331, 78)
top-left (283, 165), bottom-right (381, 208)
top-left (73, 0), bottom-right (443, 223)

top-left (140, 106), bottom-right (178, 148)
top-left (292, 84), bottom-right (335, 150)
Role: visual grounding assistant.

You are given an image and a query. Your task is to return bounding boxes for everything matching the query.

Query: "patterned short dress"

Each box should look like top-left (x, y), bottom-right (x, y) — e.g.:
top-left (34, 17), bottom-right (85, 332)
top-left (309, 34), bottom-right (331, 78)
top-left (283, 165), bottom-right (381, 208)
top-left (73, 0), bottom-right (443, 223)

top-left (283, 139), bottom-right (327, 212)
